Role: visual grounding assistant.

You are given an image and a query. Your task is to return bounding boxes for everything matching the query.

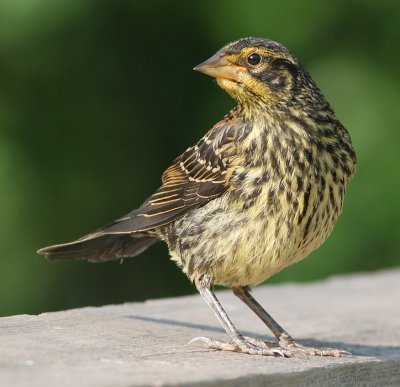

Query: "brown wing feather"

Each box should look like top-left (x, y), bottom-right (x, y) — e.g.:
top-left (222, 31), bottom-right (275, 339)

top-left (38, 116), bottom-right (245, 261)
top-left (103, 118), bottom-right (244, 233)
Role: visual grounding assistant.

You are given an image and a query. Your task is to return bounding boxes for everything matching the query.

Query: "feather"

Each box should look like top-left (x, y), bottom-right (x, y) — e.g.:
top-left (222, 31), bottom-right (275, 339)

top-left (38, 117), bottom-right (245, 262)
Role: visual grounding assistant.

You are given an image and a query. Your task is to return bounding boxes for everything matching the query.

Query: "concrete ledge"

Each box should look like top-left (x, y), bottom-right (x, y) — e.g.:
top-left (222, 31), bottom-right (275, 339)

top-left (1, 269), bottom-right (399, 386)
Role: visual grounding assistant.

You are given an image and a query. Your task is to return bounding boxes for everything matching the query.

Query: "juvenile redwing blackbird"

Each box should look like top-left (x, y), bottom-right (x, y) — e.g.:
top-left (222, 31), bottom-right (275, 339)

top-left (38, 37), bottom-right (356, 357)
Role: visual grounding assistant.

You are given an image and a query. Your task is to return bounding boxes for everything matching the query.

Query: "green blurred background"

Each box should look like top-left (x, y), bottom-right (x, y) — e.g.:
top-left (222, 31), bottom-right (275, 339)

top-left (0, 0), bottom-right (399, 317)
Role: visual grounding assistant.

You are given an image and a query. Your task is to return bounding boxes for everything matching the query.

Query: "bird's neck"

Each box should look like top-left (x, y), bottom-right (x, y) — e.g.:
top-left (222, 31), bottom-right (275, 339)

top-left (235, 98), bottom-right (337, 140)
top-left (229, 100), bottom-right (356, 183)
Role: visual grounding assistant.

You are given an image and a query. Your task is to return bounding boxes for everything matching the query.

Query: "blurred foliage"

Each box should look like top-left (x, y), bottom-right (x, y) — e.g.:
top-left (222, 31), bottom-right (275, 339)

top-left (0, 0), bottom-right (399, 316)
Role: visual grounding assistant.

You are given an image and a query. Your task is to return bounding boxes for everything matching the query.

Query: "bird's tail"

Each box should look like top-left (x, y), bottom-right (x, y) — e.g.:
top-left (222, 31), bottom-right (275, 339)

top-left (38, 233), bottom-right (158, 262)
top-left (38, 234), bottom-right (159, 263)
top-left (37, 212), bottom-right (159, 262)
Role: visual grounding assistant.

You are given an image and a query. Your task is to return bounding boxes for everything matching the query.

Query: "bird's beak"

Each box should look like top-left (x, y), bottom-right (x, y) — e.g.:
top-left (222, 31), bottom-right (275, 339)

top-left (193, 51), bottom-right (247, 81)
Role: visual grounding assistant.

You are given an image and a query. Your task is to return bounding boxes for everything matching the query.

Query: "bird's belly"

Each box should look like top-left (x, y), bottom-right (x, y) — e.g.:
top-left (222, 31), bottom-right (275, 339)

top-left (206, 214), bottom-right (333, 287)
top-left (166, 200), bottom-right (329, 287)
top-left (166, 178), bottom-right (342, 287)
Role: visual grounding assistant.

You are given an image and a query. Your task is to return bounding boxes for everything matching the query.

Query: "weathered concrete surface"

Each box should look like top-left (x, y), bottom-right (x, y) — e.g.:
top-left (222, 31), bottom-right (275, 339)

top-left (0, 269), bottom-right (399, 387)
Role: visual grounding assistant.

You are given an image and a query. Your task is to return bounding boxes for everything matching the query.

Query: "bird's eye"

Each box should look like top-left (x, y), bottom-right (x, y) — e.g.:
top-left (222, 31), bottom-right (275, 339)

top-left (247, 53), bottom-right (262, 66)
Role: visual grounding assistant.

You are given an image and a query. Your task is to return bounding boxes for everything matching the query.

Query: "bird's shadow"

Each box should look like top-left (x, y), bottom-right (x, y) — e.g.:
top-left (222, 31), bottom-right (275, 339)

top-left (126, 314), bottom-right (400, 359)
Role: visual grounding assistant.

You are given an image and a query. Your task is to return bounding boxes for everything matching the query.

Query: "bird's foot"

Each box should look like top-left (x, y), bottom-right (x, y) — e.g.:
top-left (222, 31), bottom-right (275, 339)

top-left (277, 335), bottom-right (352, 358)
top-left (188, 336), bottom-right (284, 357)
top-left (188, 336), bottom-right (351, 358)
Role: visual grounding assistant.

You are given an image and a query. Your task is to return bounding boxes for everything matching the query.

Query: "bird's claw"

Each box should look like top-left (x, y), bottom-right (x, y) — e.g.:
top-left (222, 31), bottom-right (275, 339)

top-left (188, 336), bottom-right (284, 357)
top-left (189, 336), bottom-right (351, 358)
top-left (188, 336), bottom-right (239, 352)
top-left (278, 339), bottom-right (352, 358)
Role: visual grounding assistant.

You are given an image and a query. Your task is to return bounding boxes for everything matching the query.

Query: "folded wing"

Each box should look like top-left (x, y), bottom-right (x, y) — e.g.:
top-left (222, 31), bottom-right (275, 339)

top-left (38, 118), bottom-right (243, 261)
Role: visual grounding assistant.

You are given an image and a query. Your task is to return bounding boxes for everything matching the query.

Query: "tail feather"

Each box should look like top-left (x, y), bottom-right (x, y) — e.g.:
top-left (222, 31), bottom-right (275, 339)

top-left (38, 233), bottom-right (159, 262)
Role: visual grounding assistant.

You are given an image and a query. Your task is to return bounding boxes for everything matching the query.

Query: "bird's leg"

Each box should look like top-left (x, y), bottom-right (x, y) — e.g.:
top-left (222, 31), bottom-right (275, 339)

top-left (232, 286), bottom-right (351, 357)
top-left (232, 286), bottom-right (294, 346)
top-left (189, 281), bottom-right (284, 356)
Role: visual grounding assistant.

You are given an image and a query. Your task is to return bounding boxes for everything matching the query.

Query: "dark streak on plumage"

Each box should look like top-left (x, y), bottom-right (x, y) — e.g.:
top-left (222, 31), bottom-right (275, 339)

top-left (296, 175), bottom-right (303, 192)
top-left (298, 185), bottom-right (311, 225)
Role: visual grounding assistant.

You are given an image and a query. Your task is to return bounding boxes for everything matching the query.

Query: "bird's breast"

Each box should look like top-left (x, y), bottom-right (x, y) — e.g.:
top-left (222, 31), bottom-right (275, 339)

top-left (165, 115), bottom-right (355, 288)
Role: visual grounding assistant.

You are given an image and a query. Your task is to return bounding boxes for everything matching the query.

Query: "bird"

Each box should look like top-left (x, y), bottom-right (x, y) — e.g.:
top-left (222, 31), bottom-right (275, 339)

top-left (38, 37), bottom-right (356, 357)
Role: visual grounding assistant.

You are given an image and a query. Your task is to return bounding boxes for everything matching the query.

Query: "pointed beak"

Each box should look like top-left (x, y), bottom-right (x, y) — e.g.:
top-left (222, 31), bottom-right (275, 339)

top-left (193, 51), bottom-right (247, 81)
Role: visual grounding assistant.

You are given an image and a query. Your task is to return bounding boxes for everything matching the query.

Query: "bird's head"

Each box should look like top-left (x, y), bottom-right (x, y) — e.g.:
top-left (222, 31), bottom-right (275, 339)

top-left (194, 37), bottom-right (317, 110)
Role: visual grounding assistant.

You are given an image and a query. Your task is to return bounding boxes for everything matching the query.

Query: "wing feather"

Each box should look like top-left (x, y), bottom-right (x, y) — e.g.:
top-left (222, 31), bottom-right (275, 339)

top-left (38, 115), bottom-right (246, 262)
top-left (105, 118), bottom-right (245, 233)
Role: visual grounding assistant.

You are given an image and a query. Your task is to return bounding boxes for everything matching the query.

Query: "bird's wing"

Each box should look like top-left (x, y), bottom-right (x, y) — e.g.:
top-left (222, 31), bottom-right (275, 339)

top-left (92, 118), bottom-right (244, 235)
top-left (38, 118), bottom-right (245, 261)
